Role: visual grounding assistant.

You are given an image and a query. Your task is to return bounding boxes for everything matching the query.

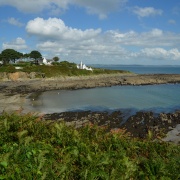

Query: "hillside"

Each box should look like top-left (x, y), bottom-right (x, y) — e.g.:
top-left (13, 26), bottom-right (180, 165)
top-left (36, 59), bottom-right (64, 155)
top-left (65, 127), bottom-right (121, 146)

top-left (0, 61), bottom-right (130, 78)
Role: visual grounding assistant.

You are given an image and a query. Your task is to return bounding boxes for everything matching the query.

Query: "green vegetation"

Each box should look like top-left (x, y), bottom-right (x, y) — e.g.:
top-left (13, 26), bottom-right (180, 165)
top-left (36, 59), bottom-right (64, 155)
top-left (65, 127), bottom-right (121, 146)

top-left (0, 61), bottom-right (130, 77)
top-left (0, 49), bottom-right (42, 65)
top-left (0, 49), bottom-right (23, 64)
top-left (0, 48), bottom-right (130, 77)
top-left (29, 50), bottom-right (42, 64)
top-left (0, 113), bottom-right (179, 179)
top-left (53, 56), bottom-right (60, 62)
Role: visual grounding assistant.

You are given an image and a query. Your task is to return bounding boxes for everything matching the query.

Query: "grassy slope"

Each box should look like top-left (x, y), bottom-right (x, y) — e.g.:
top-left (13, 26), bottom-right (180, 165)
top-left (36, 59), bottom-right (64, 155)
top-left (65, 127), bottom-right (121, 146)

top-left (0, 113), bottom-right (179, 179)
top-left (0, 61), bottom-right (131, 78)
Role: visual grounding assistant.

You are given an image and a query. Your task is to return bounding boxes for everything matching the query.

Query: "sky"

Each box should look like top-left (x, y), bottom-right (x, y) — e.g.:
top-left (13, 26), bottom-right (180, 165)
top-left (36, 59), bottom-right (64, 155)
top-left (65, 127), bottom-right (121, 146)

top-left (0, 0), bottom-right (180, 65)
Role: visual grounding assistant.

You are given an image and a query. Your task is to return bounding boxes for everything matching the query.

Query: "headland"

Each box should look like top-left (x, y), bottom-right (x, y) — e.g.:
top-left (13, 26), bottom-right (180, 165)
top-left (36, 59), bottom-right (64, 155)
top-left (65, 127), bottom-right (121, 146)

top-left (0, 73), bottom-right (180, 94)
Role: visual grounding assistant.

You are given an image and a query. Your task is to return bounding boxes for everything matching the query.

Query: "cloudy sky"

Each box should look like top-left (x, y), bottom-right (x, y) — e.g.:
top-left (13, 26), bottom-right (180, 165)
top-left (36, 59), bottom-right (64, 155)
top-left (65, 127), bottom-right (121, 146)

top-left (0, 0), bottom-right (180, 65)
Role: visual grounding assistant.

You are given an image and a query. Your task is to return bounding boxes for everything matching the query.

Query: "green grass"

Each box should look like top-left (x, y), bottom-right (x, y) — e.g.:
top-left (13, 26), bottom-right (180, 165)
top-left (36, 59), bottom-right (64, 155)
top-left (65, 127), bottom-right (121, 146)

top-left (0, 112), bottom-right (179, 179)
top-left (0, 61), bottom-right (131, 77)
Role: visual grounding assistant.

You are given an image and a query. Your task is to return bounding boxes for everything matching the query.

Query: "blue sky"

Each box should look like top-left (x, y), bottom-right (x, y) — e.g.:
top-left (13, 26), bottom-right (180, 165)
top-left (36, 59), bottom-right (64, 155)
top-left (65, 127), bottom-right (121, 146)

top-left (0, 0), bottom-right (180, 65)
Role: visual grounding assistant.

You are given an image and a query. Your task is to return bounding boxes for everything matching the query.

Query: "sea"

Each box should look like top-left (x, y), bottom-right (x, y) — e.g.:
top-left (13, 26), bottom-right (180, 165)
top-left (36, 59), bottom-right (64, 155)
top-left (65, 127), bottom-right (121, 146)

top-left (26, 65), bottom-right (180, 116)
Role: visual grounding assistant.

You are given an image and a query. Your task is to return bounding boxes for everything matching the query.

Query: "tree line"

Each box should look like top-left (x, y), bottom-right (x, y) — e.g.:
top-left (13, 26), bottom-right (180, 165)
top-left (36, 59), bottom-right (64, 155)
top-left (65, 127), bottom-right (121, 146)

top-left (0, 49), bottom-right (43, 65)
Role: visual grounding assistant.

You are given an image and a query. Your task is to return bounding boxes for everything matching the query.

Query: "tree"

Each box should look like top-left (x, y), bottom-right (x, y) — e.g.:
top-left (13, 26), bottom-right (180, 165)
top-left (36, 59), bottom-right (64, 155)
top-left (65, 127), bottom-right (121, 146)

top-left (53, 56), bottom-right (59, 62)
top-left (23, 53), bottom-right (30, 58)
top-left (30, 50), bottom-right (42, 59)
top-left (30, 50), bottom-right (42, 64)
top-left (1, 49), bottom-right (21, 64)
top-left (17, 52), bottom-right (23, 61)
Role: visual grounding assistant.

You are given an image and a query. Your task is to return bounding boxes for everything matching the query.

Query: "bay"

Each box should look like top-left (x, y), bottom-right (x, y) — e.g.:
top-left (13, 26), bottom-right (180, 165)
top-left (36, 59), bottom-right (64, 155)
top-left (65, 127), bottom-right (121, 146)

top-left (26, 65), bottom-right (180, 114)
top-left (27, 84), bottom-right (180, 114)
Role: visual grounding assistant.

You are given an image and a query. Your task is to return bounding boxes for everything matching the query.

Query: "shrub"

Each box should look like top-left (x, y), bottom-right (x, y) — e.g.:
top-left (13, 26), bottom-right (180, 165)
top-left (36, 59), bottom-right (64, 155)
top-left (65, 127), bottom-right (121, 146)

top-left (0, 113), bottom-right (179, 179)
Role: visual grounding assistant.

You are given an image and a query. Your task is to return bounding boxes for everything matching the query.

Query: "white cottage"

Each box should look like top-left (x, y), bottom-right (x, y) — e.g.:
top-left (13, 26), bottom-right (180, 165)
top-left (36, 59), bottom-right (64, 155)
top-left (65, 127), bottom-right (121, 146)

top-left (77, 61), bottom-right (92, 71)
top-left (39, 57), bottom-right (53, 65)
top-left (43, 57), bottom-right (51, 65)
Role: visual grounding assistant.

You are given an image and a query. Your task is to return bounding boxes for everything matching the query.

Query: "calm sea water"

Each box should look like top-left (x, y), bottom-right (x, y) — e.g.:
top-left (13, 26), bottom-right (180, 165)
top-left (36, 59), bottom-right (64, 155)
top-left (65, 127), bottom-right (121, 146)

top-left (26, 65), bottom-right (180, 114)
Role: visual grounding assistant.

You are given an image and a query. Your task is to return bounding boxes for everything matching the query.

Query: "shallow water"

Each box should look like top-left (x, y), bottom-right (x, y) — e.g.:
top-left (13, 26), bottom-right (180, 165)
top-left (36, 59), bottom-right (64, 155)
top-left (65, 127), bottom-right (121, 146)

top-left (25, 65), bottom-right (180, 114)
top-left (26, 84), bottom-right (180, 114)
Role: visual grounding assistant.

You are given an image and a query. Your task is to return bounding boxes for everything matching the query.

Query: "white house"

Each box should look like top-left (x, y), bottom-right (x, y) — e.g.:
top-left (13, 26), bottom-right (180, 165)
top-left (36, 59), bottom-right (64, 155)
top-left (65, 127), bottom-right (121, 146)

top-left (77, 61), bottom-right (93, 71)
top-left (40, 57), bottom-right (53, 65)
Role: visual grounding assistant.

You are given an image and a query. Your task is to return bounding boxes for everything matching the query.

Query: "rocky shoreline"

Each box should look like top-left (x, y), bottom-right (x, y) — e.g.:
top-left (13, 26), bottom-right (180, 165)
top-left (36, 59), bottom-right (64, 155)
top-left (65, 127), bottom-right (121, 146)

top-left (0, 73), bottom-right (180, 144)
top-left (0, 73), bottom-right (180, 94)
top-left (43, 110), bottom-right (180, 144)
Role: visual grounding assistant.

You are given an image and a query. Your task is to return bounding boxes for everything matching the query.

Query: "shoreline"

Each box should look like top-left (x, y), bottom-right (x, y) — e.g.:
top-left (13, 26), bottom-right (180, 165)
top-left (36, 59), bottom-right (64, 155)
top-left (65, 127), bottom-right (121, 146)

top-left (0, 73), bottom-right (180, 94)
top-left (0, 73), bottom-right (180, 144)
top-left (43, 110), bottom-right (180, 144)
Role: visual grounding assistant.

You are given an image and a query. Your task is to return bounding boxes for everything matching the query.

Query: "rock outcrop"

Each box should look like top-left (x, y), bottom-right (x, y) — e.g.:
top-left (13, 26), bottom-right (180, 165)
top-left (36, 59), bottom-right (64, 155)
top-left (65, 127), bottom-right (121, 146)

top-left (0, 73), bottom-right (180, 94)
top-left (43, 110), bottom-right (180, 143)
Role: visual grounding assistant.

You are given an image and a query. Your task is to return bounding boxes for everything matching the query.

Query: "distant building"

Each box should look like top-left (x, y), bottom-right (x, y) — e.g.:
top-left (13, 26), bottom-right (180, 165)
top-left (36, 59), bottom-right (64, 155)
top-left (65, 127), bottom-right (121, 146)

top-left (77, 61), bottom-right (93, 71)
top-left (39, 57), bottom-right (53, 65)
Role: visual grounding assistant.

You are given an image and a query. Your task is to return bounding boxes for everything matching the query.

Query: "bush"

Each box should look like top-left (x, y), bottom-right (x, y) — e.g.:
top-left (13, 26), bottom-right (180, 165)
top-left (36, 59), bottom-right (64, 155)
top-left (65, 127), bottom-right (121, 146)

top-left (1, 65), bottom-right (16, 73)
top-left (0, 113), bottom-right (179, 179)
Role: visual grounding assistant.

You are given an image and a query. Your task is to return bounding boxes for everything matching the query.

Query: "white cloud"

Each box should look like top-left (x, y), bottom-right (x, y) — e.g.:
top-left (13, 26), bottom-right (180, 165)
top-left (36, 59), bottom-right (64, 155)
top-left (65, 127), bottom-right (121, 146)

top-left (136, 48), bottom-right (180, 60)
top-left (24, 17), bottom-right (180, 64)
top-left (7, 17), bottom-right (23, 27)
top-left (110, 29), bottom-right (180, 47)
top-left (149, 29), bottom-right (163, 36)
top-left (2, 37), bottom-right (27, 50)
top-left (132, 6), bottom-right (163, 18)
top-left (26, 17), bottom-right (126, 59)
top-left (26, 17), bottom-right (101, 41)
top-left (0, 0), bottom-right (127, 18)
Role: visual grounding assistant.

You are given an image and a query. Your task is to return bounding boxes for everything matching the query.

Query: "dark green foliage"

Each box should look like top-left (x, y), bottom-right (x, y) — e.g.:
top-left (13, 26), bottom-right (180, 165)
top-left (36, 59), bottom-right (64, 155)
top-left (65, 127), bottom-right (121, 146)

top-left (23, 53), bottom-right (30, 58)
top-left (0, 49), bottom-right (23, 64)
top-left (0, 65), bottom-right (16, 73)
top-left (29, 50), bottom-right (42, 60)
top-left (53, 56), bottom-right (59, 62)
top-left (29, 50), bottom-right (42, 65)
top-left (0, 113), bottom-right (179, 179)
